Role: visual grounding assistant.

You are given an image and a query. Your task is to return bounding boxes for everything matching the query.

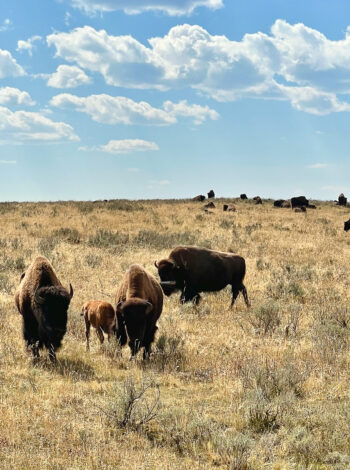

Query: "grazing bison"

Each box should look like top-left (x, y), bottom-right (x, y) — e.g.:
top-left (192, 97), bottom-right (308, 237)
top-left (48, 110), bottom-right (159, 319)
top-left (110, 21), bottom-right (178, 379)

top-left (14, 256), bottom-right (73, 362)
top-left (204, 201), bottom-right (215, 209)
top-left (253, 196), bottom-right (262, 205)
top-left (338, 193), bottom-right (347, 206)
top-left (240, 194), bottom-right (248, 200)
top-left (81, 300), bottom-right (116, 351)
top-left (291, 196), bottom-right (309, 209)
top-left (115, 264), bottom-right (163, 359)
top-left (207, 190), bottom-right (215, 198)
top-left (223, 204), bottom-right (236, 212)
top-left (193, 195), bottom-right (205, 202)
top-left (155, 246), bottom-right (249, 307)
top-left (274, 199), bottom-right (286, 207)
top-left (344, 219), bottom-right (350, 231)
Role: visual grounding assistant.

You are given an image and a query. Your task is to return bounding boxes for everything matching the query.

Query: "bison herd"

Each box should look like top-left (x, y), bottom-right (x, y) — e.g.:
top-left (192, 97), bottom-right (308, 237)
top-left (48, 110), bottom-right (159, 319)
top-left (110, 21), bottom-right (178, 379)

top-left (15, 246), bottom-right (249, 362)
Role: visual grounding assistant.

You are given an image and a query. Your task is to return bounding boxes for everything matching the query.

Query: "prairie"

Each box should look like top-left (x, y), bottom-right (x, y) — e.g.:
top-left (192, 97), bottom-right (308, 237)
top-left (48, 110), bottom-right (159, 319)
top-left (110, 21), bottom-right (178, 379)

top-left (0, 198), bottom-right (350, 470)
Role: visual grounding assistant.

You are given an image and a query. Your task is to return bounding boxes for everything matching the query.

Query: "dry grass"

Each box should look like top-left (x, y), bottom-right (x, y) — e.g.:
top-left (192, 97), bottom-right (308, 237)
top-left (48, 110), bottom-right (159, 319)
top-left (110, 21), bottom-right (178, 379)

top-left (1, 198), bottom-right (350, 469)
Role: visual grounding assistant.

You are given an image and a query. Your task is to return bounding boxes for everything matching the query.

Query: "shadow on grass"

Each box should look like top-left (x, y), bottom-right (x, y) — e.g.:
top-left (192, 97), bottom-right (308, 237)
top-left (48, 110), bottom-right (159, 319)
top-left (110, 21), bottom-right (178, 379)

top-left (33, 356), bottom-right (95, 381)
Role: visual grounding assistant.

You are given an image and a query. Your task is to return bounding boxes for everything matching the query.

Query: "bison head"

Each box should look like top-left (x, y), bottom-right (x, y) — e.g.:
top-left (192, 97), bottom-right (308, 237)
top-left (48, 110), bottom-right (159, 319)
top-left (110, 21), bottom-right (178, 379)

top-left (154, 259), bottom-right (184, 296)
top-left (116, 299), bottom-right (152, 357)
top-left (344, 220), bottom-right (350, 232)
top-left (34, 284), bottom-right (73, 349)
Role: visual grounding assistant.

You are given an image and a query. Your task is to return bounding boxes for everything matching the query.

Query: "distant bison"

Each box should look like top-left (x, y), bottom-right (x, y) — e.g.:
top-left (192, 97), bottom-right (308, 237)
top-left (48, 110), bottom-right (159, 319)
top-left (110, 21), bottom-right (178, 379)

top-left (308, 204), bottom-right (317, 209)
top-left (155, 245), bottom-right (249, 307)
top-left (115, 264), bottom-right (163, 359)
top-left (294, 206), bottom-right (307, 213)
top-left (193, 195), bottom-right (205, 202)
top-left (253, 196), bottom-right (262, 205)
top-left (81, 300), bottom-right (116, 351)
top-left (240, 194), bottom-right (248, 200)
top-left (15, 256), bottom-right (73, 362)
top-left (338, 193), bottom-right (347, 206)
top-left (282, 201), bottom-right (291, 208)
top-left (223, 204), bottom-right (236, 212)
top-left (291, 196), bottom-right (309, 209)
top-left (344, 219), bottom-right (350, 231)
top-left (204, 201), bottom-right (215, 209)
top-left (274, 199), bottom-right (285, 207)
top-left (207, 190), bottom-right (215, 198)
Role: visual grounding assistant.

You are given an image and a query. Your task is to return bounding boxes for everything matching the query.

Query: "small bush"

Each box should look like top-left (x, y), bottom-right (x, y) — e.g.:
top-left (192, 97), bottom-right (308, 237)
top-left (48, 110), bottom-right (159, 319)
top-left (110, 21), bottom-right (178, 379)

top-left (52, 227), bottom-right (81, 244)
top-left (152, 333), bottom-right (187, 372)
top-left (38, 236), bottom-right (58, 256)
top-left (239, 301), bottom-right (280, 335)
top-left (133, 230), bottom-right (196, 249)
top-left (88, 230), bottom-right (129, 248)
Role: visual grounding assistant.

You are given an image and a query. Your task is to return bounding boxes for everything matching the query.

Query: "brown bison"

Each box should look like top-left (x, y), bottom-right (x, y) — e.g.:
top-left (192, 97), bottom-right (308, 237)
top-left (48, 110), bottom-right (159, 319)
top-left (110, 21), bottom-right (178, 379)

top-left (207, 190), bottom-right (215, 198)
top-left (115, 264), bottom-right (163, 359)
top-left (81, 300), bottom-right (116, 351)
top-left (223, 204), bottom-right (236, 212)
top-left (240, 194), bottom-right (248, 200)
top-left (155, 246), bottom-right (249, 307)
top-left (204, 201), bottom-right (215, 209)
top-left (15, 256), bottom-right (73, 362)
top-left (193, 195), bottom-right (205, 202)
top-left (338, 193), bottom-right (347, 206)
top-left (253, 196), bottom-right (262, 204)
top-left (291, 196), bottom-right (309, 209)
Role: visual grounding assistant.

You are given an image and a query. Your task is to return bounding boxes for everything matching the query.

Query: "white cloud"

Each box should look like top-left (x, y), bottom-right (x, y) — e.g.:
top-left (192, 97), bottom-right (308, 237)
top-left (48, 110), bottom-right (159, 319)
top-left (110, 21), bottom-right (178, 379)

top-left (0, 49), bottom-right (25, 78)
top-left (46, 21), bottom-right (350, 115)
top-left (69, 0), bottom-right (223, 15)
top-left (0, 87), bottom-right (35, 106)
top-left (308, 163), bottom-right (328, 169)
top-left (47, 65), bottom-right (92, 88)
top-left (17, 36), bottom-right (41, 56)
top-left (0, 106), bottom-right (79, 143)
top-left (0, 19), bottom-right (12, 32)
top-left (80, 139), bottom-right (159, 154)
top-left (0, 160), bottom-right (16, 164)
top-left (50, 93), bottom-right (218, 125)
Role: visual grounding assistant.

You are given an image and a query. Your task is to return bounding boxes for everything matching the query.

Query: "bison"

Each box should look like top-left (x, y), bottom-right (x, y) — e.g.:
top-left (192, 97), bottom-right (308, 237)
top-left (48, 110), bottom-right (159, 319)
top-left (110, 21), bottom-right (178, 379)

top-left (207, 190), bottom-right (215, 198)
top-left (281, 201), bottom-right (291, 208)
top-left (155, 246), bottom-right (249, 307)
top-left (291, 196), bottom-right (309, 209)
top-left (81, 300), bottom-right (116, 351)
top-left (240, 194), bottom-right (248, 200)
top-left (294, 206), bottom-right (307, 213)
top-left (274, 199), bottom-right (285, 207)
top-left (338, 193), bottom-right (347, 206)
top-left (344, 219), bottom-right (350, 231)
top-left (253, 196), bottom-right (262, 205)
top-left (115, 264), bottom-right (163, 359)
top-left (14, 256), bottom-right (73, 362)
top-left (204, 201), bottom-right (215, 209)
top-left (223, 204), bottom-right (236, 212)
top-left (193, 195), bottom-right (205, 202)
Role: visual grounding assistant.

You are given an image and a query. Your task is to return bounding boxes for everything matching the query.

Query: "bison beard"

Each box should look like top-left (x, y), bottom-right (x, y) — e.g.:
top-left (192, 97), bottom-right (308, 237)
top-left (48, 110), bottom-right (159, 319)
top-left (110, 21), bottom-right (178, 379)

top-left (155, 246), bottom-right (250, 307)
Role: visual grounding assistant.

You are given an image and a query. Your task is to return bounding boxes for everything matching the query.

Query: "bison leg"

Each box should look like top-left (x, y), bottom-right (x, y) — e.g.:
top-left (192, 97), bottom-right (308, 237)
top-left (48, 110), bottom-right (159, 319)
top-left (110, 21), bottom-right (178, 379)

top-left (181, 285), bottom-right (200, 304)
top-left (85, 319), bottom-right (91, 351)
top-left (231, 287), bottom-right (240, 307)
top-left (96, 327), bottom-right (104, 347)
top-left (241, 284), bottom-right (250, 307)
top-left (23, 314), bottom-right (40, 358)
top-left (116, 312), bottom-right (127, 347)
top-left (143, 326), bottom-right (158, 360)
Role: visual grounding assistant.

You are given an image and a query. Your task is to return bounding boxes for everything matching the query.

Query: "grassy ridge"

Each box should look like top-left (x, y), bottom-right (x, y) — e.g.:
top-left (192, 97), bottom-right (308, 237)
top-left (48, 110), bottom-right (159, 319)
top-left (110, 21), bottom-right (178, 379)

top-left (1, 198), bottom-right (350, 469)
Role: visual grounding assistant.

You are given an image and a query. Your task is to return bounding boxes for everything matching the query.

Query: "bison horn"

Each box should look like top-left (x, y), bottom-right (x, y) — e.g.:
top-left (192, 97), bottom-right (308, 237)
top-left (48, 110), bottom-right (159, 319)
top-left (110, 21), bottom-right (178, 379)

top-left (34, 287), bottom-right (45, 305)
top-left (116, 301), bottom-right (124, 312)
top-left (145, 301), bottom-right (153, 314)
top-left (154, 261), bottom-right (159, 269)
top-left (69, 283), bottom-right (74, 299)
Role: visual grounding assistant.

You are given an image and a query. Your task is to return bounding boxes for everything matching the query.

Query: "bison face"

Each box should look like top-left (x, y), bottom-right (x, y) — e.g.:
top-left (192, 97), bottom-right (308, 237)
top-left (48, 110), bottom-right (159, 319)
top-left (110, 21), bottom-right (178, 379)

top-left (34, 285), bottom-right (73, 348)
top-left (117, 300), bottom-right (152, 356)
top-left (344, 220), bottom-right (350, 231)
top-left (155, 259), bottom-right (184, 296)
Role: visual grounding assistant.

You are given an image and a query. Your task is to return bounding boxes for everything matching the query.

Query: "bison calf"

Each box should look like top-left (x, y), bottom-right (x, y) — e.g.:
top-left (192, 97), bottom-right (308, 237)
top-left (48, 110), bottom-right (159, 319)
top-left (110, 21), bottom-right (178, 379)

top-left (81, 300), bottom-right (116, 351)
top-left (115, 264), bottom-right (163, 360)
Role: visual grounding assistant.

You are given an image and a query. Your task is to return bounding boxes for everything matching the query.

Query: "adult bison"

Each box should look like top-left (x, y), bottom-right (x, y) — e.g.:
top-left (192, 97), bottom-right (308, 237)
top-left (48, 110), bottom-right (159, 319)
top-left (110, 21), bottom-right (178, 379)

top-left (155, 246), bottom-right (249, 307)
top-left (291, 196), bottom-right (309, 209)
top-left (193, 195), bottom-right (205, 202)
top-left (204, 201), bottom-right (215, 209)
top-left (115, 264), bottom-right (163, 359)
top-left (240, 194), bottom-right (248, 200)
top-left (223, 204), bottom-right (236, 212)
top-left (253, 196), bottom-right (262, 205)
top-left (274, 199), bottom-right (285, 207)
top-left (338, 193), bottom-right (347, 206)
top-left (15, 256), bottom-right (73, 362)
top-left (344, 219), bottom-right (350, 231)
top-left (207, 190), bottom-right (215, 198)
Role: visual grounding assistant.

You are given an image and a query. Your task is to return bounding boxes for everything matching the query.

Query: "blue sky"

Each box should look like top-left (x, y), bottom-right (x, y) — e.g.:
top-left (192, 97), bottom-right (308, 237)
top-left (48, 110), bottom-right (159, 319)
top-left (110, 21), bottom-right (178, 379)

top-left (1, 0), bottom-right (350, 201)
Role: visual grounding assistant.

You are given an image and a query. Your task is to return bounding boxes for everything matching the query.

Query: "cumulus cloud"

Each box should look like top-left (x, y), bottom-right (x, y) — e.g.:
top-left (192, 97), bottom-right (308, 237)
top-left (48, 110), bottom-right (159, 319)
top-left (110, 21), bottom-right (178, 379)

top-left (0, 106), bottom-right (79, 142)
top-left (0, 49), bottom-right (25, 78)
top-left (17, 36), bottom-right (42, 56)
top-left (50, 93), bottom-right (218, 125)
top-left (80, 139), bottom-right (159, 154)
top-left (69, 0), bottom-right (223, 15)
top-left (47, 65), bottom-right (92, 88)
top-left (47, 21), bottom-right (350, 115)
top-left (0, 87), bottom-right (35, 106)
top-left (308, 163), bottom-right (328, 169)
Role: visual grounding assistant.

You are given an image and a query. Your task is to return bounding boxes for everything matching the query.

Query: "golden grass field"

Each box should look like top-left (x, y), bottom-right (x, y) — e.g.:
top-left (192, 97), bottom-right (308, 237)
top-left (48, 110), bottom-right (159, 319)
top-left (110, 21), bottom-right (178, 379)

top-left (1, 197), bottom-right (350, 470)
